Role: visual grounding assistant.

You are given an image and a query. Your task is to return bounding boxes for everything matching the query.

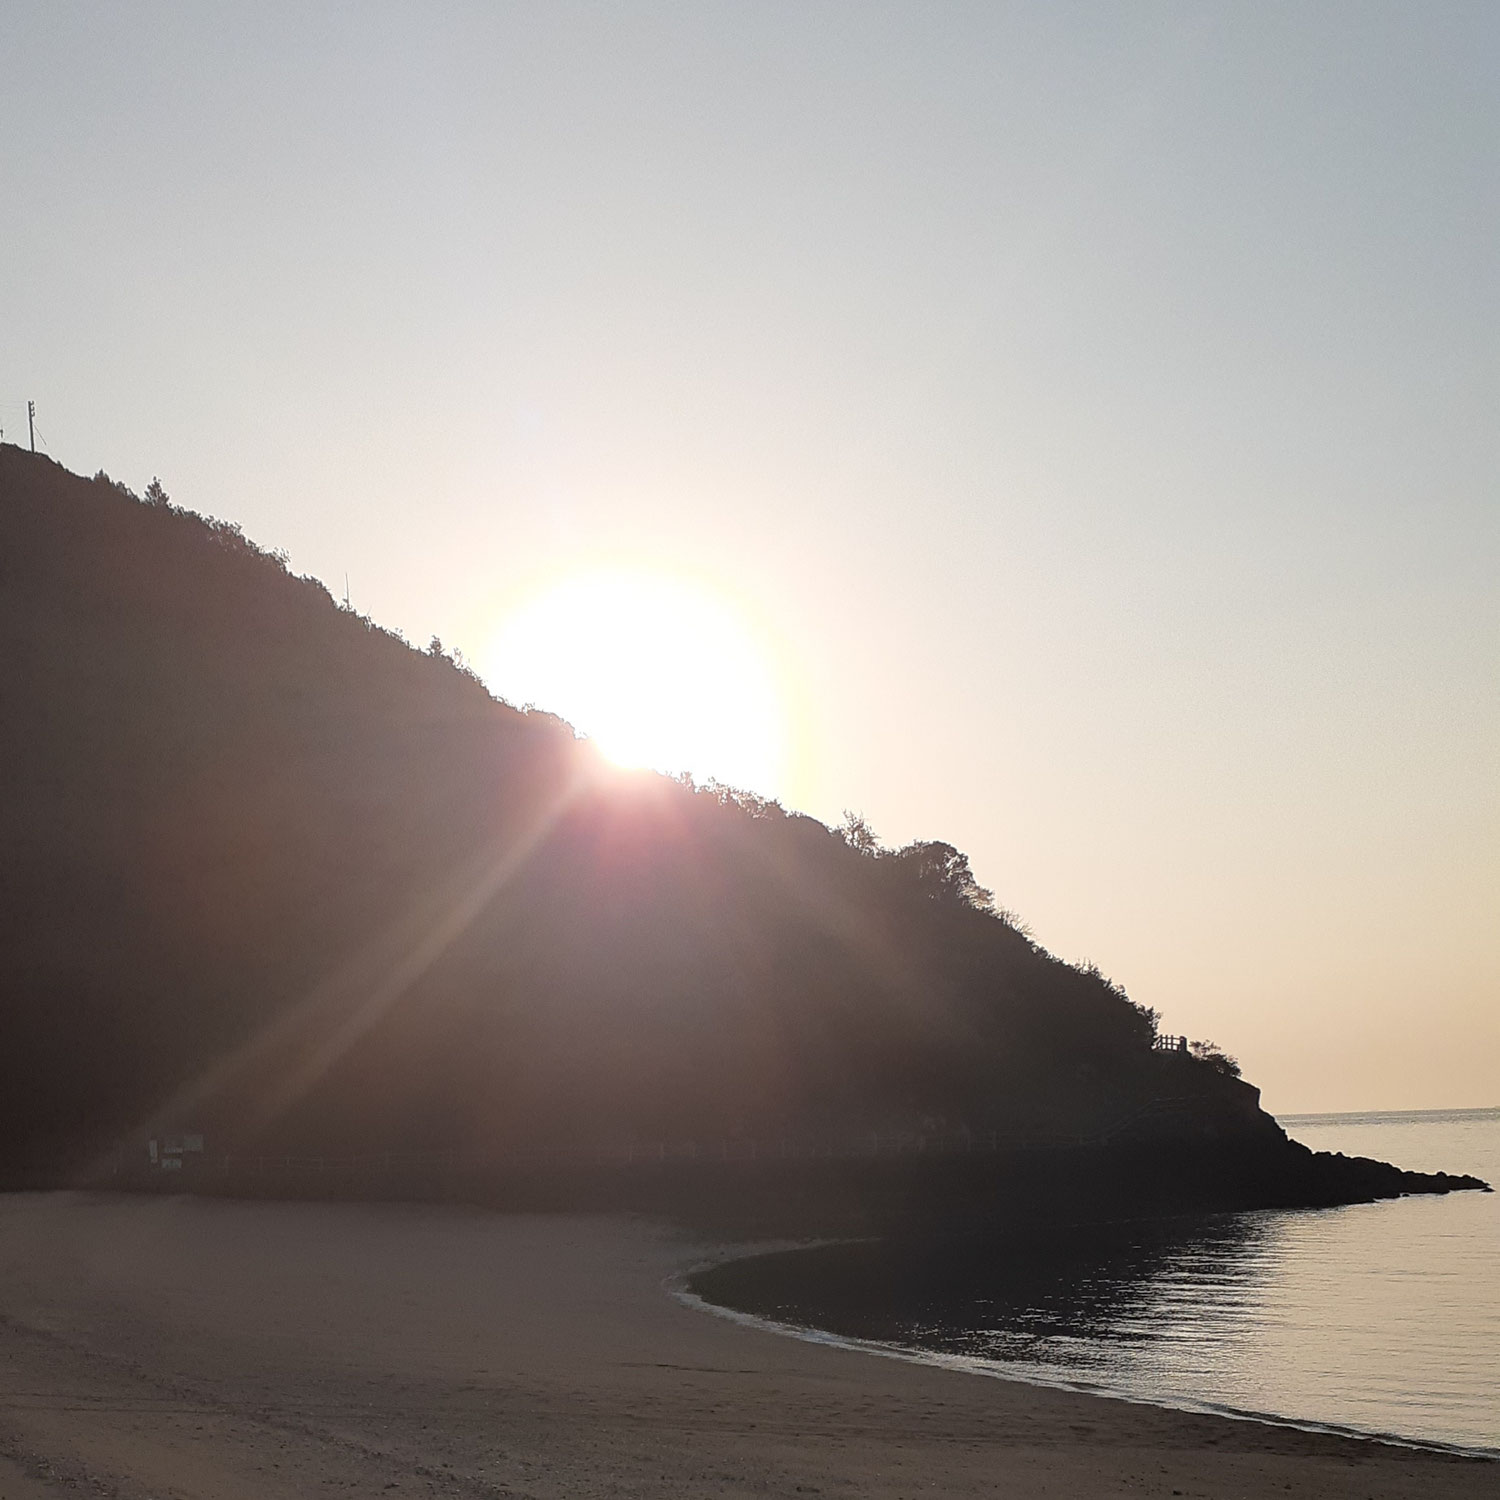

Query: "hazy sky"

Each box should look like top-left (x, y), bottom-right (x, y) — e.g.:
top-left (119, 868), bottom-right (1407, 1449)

top-left (4, 2), bottom-right (1495, 1112)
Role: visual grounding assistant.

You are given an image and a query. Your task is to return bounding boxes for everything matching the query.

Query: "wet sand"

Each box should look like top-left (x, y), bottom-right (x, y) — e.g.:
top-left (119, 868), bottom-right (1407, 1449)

top-left (0, 1193), bottom-right (1490, 1498)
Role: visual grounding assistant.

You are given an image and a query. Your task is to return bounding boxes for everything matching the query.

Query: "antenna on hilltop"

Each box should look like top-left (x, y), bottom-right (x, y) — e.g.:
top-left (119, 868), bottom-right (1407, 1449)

top-left (28, 401), bottom-right (36, 453)
top-left (344, 572), bottom-right (351, 610)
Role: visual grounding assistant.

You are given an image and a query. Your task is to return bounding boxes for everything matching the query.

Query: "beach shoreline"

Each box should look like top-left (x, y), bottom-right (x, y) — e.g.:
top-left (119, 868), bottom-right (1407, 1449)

top-left (0, 1192), bottom-right (1491, 1498)
top-left (675, 1256), bottom-right (1500, 1465)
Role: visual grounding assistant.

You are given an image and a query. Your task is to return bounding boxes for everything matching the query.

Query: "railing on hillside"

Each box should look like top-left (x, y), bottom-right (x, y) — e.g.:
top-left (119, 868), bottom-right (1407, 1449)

top-left (86, 1103), bottom-right (1207, 1186)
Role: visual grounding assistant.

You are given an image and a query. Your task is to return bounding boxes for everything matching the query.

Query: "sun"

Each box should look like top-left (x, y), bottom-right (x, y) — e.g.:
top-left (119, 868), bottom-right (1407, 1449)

top-left (484, 567), bottom-right (788, 794)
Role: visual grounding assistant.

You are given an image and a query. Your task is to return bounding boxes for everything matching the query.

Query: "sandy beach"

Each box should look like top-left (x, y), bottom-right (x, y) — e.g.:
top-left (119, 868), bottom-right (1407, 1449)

top-left (0, 1194), bottom-right (1490, 1499)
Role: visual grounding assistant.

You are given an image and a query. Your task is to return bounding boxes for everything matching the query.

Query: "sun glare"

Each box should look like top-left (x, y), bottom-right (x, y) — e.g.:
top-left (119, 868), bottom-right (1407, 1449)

top-left (485, 568), bottom-right (788, 794)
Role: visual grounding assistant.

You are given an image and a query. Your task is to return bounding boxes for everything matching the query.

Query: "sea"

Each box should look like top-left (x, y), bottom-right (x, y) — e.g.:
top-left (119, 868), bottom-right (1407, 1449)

top-left (690, 1108), bottom-right (1499, 1455)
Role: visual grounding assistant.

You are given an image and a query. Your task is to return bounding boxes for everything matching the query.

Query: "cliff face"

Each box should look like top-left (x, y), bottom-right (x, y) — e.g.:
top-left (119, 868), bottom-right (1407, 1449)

top-left (0, 448), bottom-right (1332, 1170)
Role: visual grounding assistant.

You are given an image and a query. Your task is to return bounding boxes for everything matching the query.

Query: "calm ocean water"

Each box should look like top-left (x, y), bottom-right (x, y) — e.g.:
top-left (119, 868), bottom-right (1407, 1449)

top-left (692, 1109), bottom-right (1499, 1454)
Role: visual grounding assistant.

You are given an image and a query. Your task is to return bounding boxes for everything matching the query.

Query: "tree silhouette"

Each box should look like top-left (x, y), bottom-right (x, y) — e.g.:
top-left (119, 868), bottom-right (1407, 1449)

top-left (892, 840), bottom-right (994, 911)
top-left (836, 810), bottom-right (881, 855)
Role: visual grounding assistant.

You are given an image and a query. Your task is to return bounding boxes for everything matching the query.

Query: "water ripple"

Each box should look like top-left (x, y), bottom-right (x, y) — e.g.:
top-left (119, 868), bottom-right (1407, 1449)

top-left (696, 1111), bottom-right (1500, 1453)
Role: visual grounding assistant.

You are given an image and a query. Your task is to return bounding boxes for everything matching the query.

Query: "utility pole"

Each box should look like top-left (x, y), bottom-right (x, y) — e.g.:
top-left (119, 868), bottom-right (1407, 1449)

top-left (28, 401), bottom-right (36, 453)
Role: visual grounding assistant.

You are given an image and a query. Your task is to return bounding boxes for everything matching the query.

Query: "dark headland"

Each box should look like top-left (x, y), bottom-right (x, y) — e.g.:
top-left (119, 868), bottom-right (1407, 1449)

top-left (0, 444), bottom-right (1487, 1229)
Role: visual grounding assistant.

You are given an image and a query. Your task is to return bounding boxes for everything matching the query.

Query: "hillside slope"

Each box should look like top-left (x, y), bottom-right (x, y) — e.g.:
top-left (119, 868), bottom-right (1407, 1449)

top-left (0, 448), bottom-right (1290, 1167)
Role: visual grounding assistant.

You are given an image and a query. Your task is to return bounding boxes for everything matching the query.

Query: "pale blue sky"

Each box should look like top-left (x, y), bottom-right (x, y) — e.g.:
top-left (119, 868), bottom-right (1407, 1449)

top-left (3, 2), bottom-right (1495, 1110)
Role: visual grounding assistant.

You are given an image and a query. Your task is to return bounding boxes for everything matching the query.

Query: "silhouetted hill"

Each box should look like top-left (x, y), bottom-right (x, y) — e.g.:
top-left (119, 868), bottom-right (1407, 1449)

top-left (0, 447), bottom-right (1483, 1210)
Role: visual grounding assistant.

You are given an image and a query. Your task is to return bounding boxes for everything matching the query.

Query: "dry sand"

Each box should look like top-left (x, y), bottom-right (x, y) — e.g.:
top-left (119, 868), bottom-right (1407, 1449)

top-left (0, 1193), bottom-right (1490, 1499)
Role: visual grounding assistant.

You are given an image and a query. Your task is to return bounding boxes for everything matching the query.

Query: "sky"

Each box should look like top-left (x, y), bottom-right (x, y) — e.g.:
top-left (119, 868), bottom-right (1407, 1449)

top-left (2, 2), bottom-right (1495, 1113)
